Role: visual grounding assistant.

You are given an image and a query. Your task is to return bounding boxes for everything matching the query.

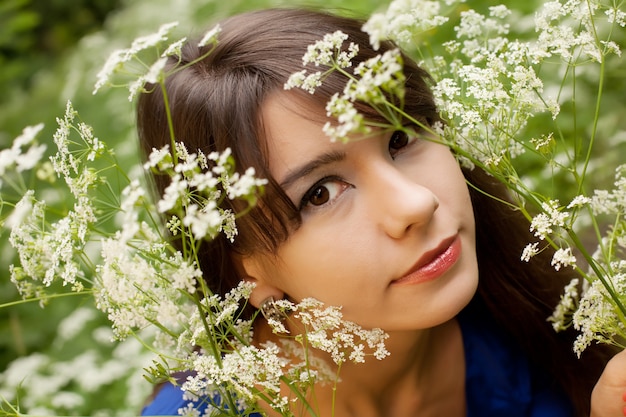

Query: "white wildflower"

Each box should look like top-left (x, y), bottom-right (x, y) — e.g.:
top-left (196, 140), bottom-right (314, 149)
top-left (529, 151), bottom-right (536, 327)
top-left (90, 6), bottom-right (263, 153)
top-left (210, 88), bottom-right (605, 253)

top-left (146, 57), bottom-right (168, 84)
top-left (590, 165), bottom-right (626, 215)
top-left (349, 49), bottom-right (405, 102)
top-left (606, 7), bottom-right (626, 27)
top-left (96, 230), bottom-right (195, 340)
top-left (489, 4), bottom-right (511, 19)
top-left (198, 24), bottom-right (222, 48)
top-left (50, 101), bottom-right (79, 178)
top-left (94, 22), bottom-right (179, 94)
top-left (530, 133), bottom-right (554, 152)
top-left (144, 145), bottom-right (173, 171)
top-left (284, 69), bottom-right (307, 90)
top-left (551, 247), bottom-right (577, 271)
top-left (226, 167), bottom-right (267, 200)
top-left (293, 298), bottom-right (389, 365)
top-left (571, 275), bottom-right (626, 357)
top-left (285, 70), bottom-right (323, 94)
top-left (162, 37), bottom-right (187, 57)
top-left (0, 124), bottom-right (47, 181)
top-left (302, 30), bottom-right (349, 67)
top-left (521, 242), bottom-right (540, 262)
top-left (530, 213), bottom-right (553, 240)
top-left (530, 200), bottom-right (569, 240)
top-left (128, 57), bottom-right (168, 101)
top-left (4, 190), bottom-right (34, 229)
top-left (567, 195), bottom-right (590, 209)
top-left (548, 278), bottom-right (579, 331)
top-left (323, 94), bottom-right (368, 142)
top-left (362, 0), bottom-right (455, 50)
top-left (182, 202), bottom-right (222, 240)
top-left (93, 49), bottom-right (130, 95)
top-left (158, 174), bottom-right (188, 213)
top-left (456, 9), bottom-right (509, 39)
top-left (601, 40), bottom-right (621, 57)
top-left (130, 21), bottom-right (179, 55)
top-left (166, 215), bottom-right (181, 235)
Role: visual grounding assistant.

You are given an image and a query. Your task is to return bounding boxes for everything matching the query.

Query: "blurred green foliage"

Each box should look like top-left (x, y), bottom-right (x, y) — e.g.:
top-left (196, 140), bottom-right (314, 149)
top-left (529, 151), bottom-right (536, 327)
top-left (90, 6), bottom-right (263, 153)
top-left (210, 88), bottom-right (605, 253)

top-left (0, 0), bottom-right (122, 101)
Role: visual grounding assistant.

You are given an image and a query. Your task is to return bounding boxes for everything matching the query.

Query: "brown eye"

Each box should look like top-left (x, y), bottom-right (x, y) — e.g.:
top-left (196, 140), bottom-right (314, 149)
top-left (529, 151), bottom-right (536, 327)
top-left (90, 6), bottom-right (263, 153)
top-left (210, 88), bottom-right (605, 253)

top-left (298, 178), bottom-right (349, 211)
top-left (308, 185), bottom-right (330, 206)
top-left (389, 130), bottom-right (409, 151)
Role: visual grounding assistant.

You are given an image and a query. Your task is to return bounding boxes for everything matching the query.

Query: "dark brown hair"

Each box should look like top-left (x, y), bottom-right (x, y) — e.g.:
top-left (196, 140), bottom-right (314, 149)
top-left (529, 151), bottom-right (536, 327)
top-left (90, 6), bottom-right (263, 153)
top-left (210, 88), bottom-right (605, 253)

top-left (136, 8), bottom-right (612, 416)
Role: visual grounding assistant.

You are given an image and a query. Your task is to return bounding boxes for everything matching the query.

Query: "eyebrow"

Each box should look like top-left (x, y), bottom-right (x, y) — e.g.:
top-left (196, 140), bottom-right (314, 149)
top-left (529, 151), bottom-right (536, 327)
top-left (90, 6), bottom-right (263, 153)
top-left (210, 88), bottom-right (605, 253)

top-left (278, 150), bottom-right (347, 190)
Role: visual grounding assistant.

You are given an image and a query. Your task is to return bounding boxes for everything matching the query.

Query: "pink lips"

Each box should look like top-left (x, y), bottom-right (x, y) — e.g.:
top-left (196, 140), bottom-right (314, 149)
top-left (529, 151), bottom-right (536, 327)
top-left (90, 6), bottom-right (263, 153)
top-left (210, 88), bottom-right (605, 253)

top-left (391, 236), bottom-right (461, 286)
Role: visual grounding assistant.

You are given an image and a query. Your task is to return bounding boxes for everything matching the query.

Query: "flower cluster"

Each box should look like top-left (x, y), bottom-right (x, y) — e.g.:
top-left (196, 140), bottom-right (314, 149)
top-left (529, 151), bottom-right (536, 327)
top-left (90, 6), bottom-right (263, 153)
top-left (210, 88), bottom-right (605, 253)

top-left (286, 31), bottom-right (406, 142)
top-left (93, 21), bottom-right (179, 98)
top-left (363, 0), bottom-right (463, 50)
top-left (145, 143), bottom-right (267, 242)
top-left (551, 261), bottom-right (626, 357)
top-left (547, 165), bottom-right (626, 354)
top-left (8, 102), bottom-right (107, 301)
top-left (266, 298), bottom-right (390, 364)
top-left (93, 21), bottom-right (222, 101)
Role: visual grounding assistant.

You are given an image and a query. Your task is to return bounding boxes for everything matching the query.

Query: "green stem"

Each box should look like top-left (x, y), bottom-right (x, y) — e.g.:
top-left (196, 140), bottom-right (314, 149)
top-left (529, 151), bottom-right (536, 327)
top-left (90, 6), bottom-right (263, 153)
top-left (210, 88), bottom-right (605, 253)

top-left (0, 290), bottom-right (93, 309)
top-left (577, 1), bottom-right (606, 194)
top-left (158, 81), bottom-right (178, 160)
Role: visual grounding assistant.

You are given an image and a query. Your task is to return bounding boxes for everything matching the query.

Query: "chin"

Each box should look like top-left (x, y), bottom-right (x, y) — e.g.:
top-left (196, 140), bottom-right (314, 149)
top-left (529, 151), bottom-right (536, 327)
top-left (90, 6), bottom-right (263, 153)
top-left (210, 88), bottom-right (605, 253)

top-left (426, 267), bottom-right (479, 328)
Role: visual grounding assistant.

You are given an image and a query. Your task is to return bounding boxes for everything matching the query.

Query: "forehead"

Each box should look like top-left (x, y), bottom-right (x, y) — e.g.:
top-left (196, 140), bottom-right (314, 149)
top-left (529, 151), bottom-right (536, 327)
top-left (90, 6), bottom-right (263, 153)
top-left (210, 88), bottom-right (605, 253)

top-left (260, 93), bottom-right (336, 175)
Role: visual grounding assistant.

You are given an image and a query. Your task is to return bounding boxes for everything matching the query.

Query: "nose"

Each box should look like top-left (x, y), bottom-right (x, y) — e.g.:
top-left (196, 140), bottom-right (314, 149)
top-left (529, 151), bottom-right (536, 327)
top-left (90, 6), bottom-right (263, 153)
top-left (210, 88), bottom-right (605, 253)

top-left (368, 163), bottom-right (440, 239)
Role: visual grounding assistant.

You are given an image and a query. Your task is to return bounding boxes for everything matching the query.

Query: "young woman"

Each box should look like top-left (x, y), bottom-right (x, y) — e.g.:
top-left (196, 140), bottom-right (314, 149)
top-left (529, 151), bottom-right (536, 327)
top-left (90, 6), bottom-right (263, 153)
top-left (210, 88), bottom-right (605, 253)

top-left (137, 8), bottom-right (624, 417)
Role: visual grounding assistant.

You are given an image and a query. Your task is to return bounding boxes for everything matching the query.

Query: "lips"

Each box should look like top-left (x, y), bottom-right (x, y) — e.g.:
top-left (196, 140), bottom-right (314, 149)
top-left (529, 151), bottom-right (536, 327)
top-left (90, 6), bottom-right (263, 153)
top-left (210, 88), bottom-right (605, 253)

top-left (391, 235), bottom-right (461, 286)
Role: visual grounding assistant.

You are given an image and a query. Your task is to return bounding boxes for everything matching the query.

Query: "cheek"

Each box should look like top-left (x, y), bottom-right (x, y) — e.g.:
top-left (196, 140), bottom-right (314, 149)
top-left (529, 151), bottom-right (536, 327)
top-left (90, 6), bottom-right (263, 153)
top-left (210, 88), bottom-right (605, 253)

top-left (271, 226), bottom-right (374, 300)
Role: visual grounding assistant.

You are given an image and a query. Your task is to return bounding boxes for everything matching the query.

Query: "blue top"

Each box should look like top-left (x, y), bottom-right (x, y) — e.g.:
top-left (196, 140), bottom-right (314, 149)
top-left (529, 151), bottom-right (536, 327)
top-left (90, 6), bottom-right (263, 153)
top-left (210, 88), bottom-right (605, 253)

top-left (142, 310), bottom-right (573, 416)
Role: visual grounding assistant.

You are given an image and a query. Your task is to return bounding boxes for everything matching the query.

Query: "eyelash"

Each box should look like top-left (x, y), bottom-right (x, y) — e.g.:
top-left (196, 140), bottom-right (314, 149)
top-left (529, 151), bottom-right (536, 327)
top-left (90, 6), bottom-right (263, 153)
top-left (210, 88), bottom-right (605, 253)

top-left (298, 176), bottom-right (349, 211)
top-left (297, 129), bottom-right (419, 211)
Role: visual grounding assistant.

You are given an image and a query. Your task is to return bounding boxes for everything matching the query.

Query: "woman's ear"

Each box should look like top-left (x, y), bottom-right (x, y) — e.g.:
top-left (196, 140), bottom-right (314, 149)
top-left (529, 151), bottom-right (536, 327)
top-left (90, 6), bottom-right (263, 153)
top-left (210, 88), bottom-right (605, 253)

top-left (238, 256), bottom-right (284, 309)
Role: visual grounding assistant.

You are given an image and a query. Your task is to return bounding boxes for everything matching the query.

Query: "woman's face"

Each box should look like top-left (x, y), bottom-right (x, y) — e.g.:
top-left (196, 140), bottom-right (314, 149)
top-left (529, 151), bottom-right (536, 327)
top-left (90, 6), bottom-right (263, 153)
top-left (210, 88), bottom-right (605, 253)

top-left (243, 93), bottom-right (478, 331)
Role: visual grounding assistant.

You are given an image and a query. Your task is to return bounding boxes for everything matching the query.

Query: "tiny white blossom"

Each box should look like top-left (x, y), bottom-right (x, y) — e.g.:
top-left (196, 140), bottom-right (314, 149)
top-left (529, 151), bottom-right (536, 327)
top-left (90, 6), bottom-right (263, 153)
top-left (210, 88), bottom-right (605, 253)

top-left (521, 242), bottom-right (540, 262)
top-left (548, 278), bottom-right (579, 331)
top-left (530, 200), bottom-right (569, 240)
top-left (284, 70), bottom-right (323, 94)
top-left (530, 133), bottom-right (554, 152)
top-left (302, 31), bottom-right (349, 67)
top-left (606, 7), bottom-right (626, 27)
top-left (93, 22), bottom-right (179, 95)
top-left (144, 145), bottom-right (173, 171)
top-left (0, 124), bottom-right (46, 178)
top-left (198, 24), bottom-right (222, 48)
top-left (567, 195), bottom-right (590, 209)
top-left (130, 21), bottom-right (179, 55)
top-left (162, 37), bottom-right (187, 57)
top-left (551, 247), bottom-right (577, 271)
top-left (128, 57), bottom-right (168, 101)
top-left (363, 0), bottom-right (455, 50)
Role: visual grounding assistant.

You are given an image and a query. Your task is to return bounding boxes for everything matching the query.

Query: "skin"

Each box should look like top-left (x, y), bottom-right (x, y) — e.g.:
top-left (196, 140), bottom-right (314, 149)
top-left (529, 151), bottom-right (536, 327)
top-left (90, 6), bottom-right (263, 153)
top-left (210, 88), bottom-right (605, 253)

top-left (240, 92), bottom-right (478, 416)
top-left (591, 349), bottom-right (626, 417)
